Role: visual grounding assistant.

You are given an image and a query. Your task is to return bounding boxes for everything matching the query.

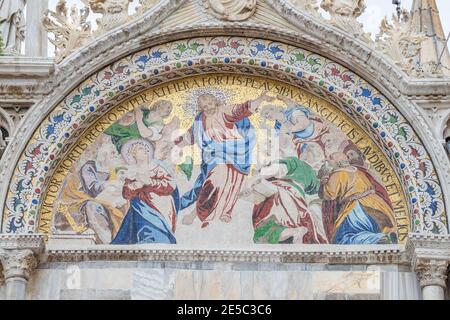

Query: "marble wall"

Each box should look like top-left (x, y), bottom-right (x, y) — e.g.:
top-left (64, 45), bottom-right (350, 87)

top-left (25, 261), bottom-right (421, 300)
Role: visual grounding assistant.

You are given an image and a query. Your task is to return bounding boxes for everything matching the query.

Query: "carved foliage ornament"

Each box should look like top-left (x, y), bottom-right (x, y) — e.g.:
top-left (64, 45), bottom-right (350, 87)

top-left (415, 259), bottom-right (449, 288)
top-left (375, 9), bottom-right (425, 75)
top-left (43, 0), bottom-right (92, 63)
top-left (0, 249), bottom-right (38, 280)
top-left (205, 0), bottom-right (257, 21)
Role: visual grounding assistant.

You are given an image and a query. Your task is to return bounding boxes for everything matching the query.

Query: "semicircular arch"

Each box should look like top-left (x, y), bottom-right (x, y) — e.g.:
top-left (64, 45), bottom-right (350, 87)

top-left (0, 36), bottom-right (447, 237)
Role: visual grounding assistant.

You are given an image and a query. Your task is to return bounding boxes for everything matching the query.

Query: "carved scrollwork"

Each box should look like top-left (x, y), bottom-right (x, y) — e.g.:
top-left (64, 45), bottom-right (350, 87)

top-left (204, 0), bottom-right (257, 21)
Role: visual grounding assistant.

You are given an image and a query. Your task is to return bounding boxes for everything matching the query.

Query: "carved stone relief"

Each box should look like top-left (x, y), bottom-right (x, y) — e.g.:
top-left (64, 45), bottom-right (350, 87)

top-left (320, 0), bottom-right (370, 42)
top-left (81, 0), bottom-right (132, 34)
top-left (289, 0), bottom-right (320, 17)
top-left (203, 0), bottom-right (257, 21)
top-left (0, 0), bottom-right (26, 55)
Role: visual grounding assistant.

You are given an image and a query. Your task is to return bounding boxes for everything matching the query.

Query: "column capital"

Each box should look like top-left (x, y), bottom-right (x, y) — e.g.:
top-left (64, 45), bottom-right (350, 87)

top-left (406, 233), bottom-right (450, 289)
top-left (0, 234), bottom-right (45, 281)
top-left (414, 258), bottom-right (449, 288)
top-left (0, 249), bottom-right (38, 280)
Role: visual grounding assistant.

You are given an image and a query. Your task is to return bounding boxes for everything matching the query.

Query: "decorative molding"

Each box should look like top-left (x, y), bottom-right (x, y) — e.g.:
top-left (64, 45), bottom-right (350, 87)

top-left (406, 233), bottom-right (450, 262)
top-left (0, 234), bottom-right (46, 253)
top-left (0, 233), bottom-right (45, 254)
top-left (0, 56), bottom-right (55, 106)
top-left (0, 57), bottom-right (55, 77)
top-left (82, 0), bottom-right (133, 34)
top-left (45, 244), bottom-right (409, 264)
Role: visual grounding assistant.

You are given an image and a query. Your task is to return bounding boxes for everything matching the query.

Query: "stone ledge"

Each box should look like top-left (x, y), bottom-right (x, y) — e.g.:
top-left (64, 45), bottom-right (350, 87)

top-left (44, 244), bottom-right (409, 265)
top-left (0, 56), bottom-right (55, 78)
top-left (406, 233), bottom-right (450, 270)
top-left (0, 234), bottom-right (45, 254)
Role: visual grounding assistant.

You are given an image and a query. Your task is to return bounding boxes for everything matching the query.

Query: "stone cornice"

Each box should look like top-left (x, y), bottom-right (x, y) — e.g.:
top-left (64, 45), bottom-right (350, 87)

top-left (406, 234), bottom-right (450, 273)
top-left (0, 57), bottom-right (55, 78)
top-left (0, 56), bottom-right (55, 104)
top-left (0, 234), bottom-right (45, 254)
top-left (43, 244), bottom-right (409, 265)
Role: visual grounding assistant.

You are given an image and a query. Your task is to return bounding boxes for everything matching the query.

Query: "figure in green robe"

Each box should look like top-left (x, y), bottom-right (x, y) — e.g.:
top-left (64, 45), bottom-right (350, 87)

top-left (104, 100), bottom-right (174, 153)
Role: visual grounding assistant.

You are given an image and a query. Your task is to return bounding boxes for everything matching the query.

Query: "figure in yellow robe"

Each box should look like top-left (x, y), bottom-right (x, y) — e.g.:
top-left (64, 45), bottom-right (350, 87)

top-left (320, 153), bottom-right (397, 244)
top-left (54, 164), bottom-right (126, 244)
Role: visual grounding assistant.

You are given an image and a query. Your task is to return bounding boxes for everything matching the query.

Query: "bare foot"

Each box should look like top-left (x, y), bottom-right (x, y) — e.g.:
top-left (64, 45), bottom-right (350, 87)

top-left (182, 211), bottom-right (196, 225)
top-left (220, 213), bottom-right (232, 223)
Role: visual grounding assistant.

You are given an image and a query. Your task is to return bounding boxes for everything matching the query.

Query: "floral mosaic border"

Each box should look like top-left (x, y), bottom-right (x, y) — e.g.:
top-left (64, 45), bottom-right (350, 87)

top-left (2, 37), bottom-right (446, 235)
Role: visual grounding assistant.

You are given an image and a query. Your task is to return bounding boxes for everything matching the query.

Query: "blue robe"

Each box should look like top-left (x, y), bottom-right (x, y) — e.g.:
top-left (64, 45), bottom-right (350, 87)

top-left (111, 188), bottom-right (180, 245)
top-left (180, 112), bottom-right (256, 210)
top-left (333, 202), bottom-right (393, 244)
top-left (274, 106), bottom-right (315, 154)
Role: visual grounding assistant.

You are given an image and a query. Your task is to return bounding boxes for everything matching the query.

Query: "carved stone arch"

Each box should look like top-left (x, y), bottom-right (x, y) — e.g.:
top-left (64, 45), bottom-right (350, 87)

top-left (0, 0), bottom-right (449, 236)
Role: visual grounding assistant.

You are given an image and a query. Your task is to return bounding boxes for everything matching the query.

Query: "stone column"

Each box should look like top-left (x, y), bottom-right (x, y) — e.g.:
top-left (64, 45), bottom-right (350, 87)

top-left (0, 234), bottom-right (44, 300)
top-left (407, 234), bottom-right (450, 300)
top-left (415, 259), bottom-right (449, 300)
top-left (25, 0), bottom-right (49, 56)
top-left (0, 249), bottom-right (38, 300)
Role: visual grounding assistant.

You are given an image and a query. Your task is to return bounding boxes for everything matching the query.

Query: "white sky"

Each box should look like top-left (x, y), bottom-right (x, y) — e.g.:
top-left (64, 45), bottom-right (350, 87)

top-left (46, 0), bottom-right (450, 56)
